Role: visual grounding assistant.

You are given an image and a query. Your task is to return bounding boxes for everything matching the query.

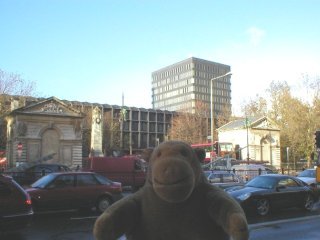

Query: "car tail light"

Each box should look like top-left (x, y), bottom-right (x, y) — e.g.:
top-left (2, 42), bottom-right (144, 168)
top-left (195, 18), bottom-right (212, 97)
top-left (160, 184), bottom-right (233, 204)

top-left (25, 194), bottom-right (32, 206)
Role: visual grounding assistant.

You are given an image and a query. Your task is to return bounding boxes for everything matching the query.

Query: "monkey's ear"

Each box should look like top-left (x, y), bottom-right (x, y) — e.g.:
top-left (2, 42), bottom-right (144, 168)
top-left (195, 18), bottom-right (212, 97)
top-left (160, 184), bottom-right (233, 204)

top-left (193, 148), bottom-right (206, 163)
top-left (141, 148), bottom-right (154, 163)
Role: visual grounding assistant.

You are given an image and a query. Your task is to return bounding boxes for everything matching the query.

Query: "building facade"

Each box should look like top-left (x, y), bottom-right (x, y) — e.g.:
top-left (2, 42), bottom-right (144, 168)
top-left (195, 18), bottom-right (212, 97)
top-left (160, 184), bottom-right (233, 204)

top-left (5, 97), bottom-right (85, 168)
top-left (2, 95), bottom-right (174, 168)
top-left (217, 116), bottom-right (281, 169)
top-left (151, 57), bottom-right (232, 116)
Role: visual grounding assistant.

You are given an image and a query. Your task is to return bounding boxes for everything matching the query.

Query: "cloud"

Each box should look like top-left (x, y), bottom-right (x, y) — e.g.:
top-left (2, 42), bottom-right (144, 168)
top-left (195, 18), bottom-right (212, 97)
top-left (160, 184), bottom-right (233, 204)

top-left (246, 27), bottom-right (266, 46)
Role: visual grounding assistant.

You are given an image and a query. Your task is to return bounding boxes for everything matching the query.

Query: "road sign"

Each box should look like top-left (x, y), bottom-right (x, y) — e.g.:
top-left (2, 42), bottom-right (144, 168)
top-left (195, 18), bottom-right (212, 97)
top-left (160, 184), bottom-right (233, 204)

top-left (17, 142), bottom-right (22, 158)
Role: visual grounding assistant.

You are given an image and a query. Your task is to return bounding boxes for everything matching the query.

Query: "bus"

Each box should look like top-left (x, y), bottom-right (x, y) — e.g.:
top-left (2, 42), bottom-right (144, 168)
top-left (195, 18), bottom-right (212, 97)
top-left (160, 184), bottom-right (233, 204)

top-left (191, 142), bottom-right (234, 163)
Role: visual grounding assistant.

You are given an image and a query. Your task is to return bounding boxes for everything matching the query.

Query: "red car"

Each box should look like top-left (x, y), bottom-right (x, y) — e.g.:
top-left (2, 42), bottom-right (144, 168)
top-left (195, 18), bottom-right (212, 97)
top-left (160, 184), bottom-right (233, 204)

top-left (25, 172), bottom-right (122, 213)
top-left (0, 174), bottom-right (33, 232)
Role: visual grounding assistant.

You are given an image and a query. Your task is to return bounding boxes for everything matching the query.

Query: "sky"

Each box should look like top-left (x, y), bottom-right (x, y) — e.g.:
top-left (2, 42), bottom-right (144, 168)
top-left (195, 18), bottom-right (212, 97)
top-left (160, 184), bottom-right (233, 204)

top-left (1, 0), bottom-right (319, 115)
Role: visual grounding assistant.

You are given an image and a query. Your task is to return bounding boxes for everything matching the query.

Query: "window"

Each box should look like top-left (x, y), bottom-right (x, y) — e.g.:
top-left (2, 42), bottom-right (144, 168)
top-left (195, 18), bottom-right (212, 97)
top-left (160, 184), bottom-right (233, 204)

top-left (51, 175), bottom-right (74, 188)
top-left (223, 174), bottom-right (237, 183)
top-left (208, 174), bottom-right (221, 183)
top-left (278, 178), bottom-right (299, 187)
top-left (77, 174), bottom-right (99, 186)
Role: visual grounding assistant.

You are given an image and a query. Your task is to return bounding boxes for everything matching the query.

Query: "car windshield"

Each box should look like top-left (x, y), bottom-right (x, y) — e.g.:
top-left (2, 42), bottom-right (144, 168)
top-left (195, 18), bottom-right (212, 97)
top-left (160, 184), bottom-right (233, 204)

top-left (94, 173), bottom-right (112, 185)
top-left (31, 174), bottom-right (56, 188)
top-left (298, 169), bottom-right (315, 178)
top-left (245, 176), bottom-right (277, 189)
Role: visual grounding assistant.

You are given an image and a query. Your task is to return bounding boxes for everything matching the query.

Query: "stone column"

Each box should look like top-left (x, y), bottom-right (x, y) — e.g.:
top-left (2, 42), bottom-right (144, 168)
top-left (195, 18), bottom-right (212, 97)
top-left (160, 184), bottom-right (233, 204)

top-left (90, 106), bottom-right (103, 156)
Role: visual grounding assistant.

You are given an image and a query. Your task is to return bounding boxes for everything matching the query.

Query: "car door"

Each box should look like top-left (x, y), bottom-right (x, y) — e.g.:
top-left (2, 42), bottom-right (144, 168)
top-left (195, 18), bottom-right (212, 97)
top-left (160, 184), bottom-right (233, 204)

top-left (74, 173), bottom-right (103, 208)
top-left (274, 177), bottom-right (303, 209)
top-left (38, 174), bottom-right (76, 210)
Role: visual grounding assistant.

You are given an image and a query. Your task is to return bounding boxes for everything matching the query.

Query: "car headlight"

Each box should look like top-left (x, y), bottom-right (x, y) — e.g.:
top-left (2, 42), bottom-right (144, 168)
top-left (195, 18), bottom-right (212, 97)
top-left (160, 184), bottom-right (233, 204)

top-left (237, 192), bottom-right (251, 201)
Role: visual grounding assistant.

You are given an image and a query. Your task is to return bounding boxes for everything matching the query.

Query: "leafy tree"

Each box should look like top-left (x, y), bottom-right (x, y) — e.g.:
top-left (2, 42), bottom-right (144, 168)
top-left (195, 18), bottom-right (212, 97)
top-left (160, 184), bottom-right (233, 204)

top-left (240, 76), bottom-right (320, 168)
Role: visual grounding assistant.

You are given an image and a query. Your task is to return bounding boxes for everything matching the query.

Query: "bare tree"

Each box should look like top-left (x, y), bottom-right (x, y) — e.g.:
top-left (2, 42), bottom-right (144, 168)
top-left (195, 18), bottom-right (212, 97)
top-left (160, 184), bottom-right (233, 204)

top-left (240, 94), bottom-right (268, 117)
top-left (0, 69), bottom-right (37, 153)
top-left (168, 101), bottom-right (209, 144)
top-left (0, 69), bottom-right (36, 96)
top-left (216, 103), bottom-right (235, 128)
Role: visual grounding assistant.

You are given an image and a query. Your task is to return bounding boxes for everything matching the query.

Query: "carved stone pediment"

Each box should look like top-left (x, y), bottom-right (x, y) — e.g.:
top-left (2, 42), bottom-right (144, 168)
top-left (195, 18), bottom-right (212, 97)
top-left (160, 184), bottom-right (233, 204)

top-left (252, 117), bottom-right (279, 131)
top-left (11, 97), bottom-right (84, 118)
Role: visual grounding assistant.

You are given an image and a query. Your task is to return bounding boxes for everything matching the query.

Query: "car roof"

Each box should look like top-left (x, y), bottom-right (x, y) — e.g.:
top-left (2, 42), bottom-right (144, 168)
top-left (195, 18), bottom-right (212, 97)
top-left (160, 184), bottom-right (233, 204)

top-left (0, 173), bottom-right (13, 181)
top-left (30, 163), bottom-right (70, 167)
top-left (259, 174), bottom-right (294, 179)
top-left (207, 171), bottom-right (235, 174)
top-left (48, 171), bottom-right (93, 176)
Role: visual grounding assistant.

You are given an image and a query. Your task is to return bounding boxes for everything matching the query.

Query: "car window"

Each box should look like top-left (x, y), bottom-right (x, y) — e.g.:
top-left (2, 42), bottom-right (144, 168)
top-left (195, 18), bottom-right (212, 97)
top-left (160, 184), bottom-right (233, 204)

top-left (31, 174), bottom-right (56, 188)
top-left (60, 165), bottom-right (70, 172)
top-left (76, 174), bottom-right (99, 186)
top-left (34, 166), bottom-right (53, 177)
top-left (208, 174), bottom-right (221, 183)
top-left (246, 176), bottom-right (277, 189)
top-left (50, 175), bottom-right (74, 188)
top-left (94, 174), bottom-right (112, 185)
top-left (278, 178), bottom-right (299, 187)
top-left (222, 174), bottom-right (237, 183)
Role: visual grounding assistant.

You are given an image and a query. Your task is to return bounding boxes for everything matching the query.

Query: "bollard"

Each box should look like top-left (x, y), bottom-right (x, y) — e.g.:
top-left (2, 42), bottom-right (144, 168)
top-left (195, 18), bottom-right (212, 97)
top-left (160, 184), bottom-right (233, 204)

top-left (258, 168), bottom-right (262, 175)
top-left (41, 169), bottom-right (45, 177)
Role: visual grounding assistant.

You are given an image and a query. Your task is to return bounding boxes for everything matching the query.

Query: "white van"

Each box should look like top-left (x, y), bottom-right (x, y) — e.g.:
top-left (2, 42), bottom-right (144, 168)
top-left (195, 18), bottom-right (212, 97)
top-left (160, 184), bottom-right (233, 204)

top-left (231, 164), bottom-right (268, 181)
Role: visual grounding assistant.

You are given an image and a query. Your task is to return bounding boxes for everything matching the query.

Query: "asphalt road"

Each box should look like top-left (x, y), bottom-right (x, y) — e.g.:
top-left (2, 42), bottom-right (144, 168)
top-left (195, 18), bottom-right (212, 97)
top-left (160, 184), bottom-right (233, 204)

top-left (1, 200), bottom-right (319, 240)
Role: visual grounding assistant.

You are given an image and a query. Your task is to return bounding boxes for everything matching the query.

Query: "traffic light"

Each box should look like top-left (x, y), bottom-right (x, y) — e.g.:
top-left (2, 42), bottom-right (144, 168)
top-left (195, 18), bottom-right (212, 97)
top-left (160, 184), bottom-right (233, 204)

top-left (315, 131), bottom-right (320, 148)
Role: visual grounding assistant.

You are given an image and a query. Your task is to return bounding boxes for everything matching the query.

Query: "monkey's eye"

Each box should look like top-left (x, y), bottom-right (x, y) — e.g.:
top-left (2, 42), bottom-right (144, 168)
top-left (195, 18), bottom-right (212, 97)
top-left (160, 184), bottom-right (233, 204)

top-left (180, 149), bottom-right (189, 157)
top-left (156, 150), bottom-right (162, 158)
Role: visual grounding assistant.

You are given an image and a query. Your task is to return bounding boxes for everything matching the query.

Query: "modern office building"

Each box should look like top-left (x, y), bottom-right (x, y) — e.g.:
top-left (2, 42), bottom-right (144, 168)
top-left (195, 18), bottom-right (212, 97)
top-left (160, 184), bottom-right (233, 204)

top-left (151, 57), bottom-right (232, 116)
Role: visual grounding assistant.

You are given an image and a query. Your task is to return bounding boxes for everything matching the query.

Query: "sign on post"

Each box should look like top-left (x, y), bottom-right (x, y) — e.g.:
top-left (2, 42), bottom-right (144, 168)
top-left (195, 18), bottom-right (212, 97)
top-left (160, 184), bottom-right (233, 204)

top-left (17, 142), bottom-right (23, 158)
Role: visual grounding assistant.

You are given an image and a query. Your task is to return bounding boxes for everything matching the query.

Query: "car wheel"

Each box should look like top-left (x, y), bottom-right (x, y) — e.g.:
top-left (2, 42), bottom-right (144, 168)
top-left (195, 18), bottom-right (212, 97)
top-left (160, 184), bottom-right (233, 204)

top-left (96, 196), bottom-right (113, 213)
top-left (303, 194), bottom-right (314, 211)
top-left (256, 198), bottom-right (270, 216)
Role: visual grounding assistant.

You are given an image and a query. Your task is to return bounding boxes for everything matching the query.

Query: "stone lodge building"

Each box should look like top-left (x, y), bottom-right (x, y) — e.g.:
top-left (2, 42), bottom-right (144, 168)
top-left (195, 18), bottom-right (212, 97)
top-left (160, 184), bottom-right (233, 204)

top-left (3, 96), bottom-right (174, 168)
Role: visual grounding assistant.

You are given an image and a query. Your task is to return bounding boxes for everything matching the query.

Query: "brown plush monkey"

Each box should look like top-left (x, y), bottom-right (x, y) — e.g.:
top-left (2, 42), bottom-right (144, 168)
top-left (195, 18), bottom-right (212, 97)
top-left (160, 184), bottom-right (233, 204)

top-left (94, 140), bottom-right (249, 240)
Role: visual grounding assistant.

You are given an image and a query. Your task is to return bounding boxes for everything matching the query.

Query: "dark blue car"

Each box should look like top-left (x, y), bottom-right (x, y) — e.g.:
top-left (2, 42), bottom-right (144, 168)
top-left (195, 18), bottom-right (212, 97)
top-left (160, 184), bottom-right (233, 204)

top-left (226, 174), bottom-right (316, 216)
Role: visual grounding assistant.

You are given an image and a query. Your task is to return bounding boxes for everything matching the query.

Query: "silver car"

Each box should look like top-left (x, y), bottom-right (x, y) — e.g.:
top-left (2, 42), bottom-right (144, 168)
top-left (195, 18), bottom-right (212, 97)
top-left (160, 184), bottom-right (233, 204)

top-left (297, 169), bottom-right (316, 186)
top-left (204, 170), bottom-right (244, 189)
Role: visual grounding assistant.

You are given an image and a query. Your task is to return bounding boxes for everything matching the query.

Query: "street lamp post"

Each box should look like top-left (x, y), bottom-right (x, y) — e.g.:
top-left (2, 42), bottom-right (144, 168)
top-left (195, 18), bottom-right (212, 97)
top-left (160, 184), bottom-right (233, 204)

top-left (245, 116), bottom-right (250, 164)
top-left (210, 72), bottom-right (232, 161)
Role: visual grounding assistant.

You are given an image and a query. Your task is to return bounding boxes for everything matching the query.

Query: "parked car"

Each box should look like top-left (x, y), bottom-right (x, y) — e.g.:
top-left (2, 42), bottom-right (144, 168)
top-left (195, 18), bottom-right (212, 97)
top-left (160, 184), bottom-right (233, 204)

top-left (297, 168), bottom-right (316, 185)
top-left (0, 174), bottom-right (33, 233)
top-left (204, 170), bottom-right (244, 189)
top-left (231, 164), bottom-right (270, 181)
top-left (25, 172), bottom-right (123, 213)
top-left (82, 155), bottom-right (147, 190)
top-left (226, 174), bottom-right (316, 216)
top-left (297, 168), bottom-right (320, 198)
top-left (5, 163), bottom-right (71, 186)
